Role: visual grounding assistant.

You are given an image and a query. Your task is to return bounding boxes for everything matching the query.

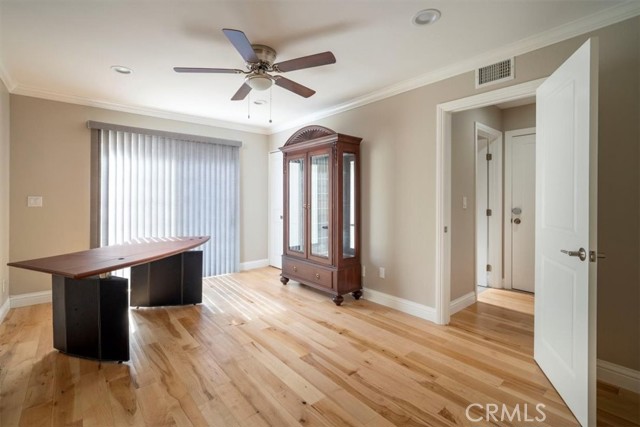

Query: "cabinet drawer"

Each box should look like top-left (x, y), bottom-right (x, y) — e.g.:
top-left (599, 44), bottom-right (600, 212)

top-left (283, 259), bottom-right (333, 289)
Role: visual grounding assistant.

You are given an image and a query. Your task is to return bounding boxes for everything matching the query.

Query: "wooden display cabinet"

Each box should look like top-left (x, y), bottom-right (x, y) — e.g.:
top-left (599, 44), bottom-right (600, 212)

top-left (280, 125), bottom-right (362, 305)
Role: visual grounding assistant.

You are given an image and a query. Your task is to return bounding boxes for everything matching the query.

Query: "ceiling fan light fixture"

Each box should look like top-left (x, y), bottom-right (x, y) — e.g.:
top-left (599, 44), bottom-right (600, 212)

top-left (412, 8), bottom-right (441, 26)
top-left (245, 74), bottom-right (273, 91)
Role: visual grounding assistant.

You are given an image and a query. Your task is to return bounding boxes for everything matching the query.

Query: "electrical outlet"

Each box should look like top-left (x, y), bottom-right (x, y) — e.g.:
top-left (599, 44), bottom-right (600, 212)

top-left (2, 279), bottom-right (5, 294)
top-left (463, 196), bottom-right (468, 209)
top-left (379, 267), bottom-right (385, 279)
top-left (362, 265), bottom-right (366, 277)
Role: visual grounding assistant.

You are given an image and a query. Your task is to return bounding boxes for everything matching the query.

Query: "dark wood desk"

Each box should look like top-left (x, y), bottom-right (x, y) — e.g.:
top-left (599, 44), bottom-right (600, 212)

top-left (8, 236), bottom-right (209, 362)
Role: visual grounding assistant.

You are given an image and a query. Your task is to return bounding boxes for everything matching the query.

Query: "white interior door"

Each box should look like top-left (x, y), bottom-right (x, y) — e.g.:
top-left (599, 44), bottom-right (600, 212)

top-left (268, 151), bottom-right (283, 268)
top-left (535, 38), bottom-right (598, 427)
top-left (508, 131), bottom-right (536, 293)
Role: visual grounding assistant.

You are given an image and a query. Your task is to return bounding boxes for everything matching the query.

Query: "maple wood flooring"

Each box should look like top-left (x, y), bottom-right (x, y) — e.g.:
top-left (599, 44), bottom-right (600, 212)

top-left (0, 267), bottom-right (637, 426)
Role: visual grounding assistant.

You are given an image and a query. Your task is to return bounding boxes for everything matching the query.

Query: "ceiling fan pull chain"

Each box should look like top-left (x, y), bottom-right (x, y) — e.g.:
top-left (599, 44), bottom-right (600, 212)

top-left (247, 91), bottom-right (251, 119)
top-left (269, 86), bottom-right (273, 124)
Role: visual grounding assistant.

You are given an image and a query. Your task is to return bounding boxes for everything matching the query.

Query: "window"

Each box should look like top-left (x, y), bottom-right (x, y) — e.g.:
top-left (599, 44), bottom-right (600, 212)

top-left (90, 122), bottom-right (240, 276)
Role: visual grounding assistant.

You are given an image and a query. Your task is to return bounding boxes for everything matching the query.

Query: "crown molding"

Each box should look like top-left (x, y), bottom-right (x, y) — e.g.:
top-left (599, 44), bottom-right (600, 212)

top-left (11, 84), bottom-right (271, 135)
top-left (270, 1), bottom-right (640, 134)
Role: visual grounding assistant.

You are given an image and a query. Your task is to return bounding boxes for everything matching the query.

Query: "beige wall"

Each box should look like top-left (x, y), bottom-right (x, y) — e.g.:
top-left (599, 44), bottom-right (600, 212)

top-left (0, 79), bottom-right (9, 309)
top-left (9, 95), bottom-right (269, 295)
top-left (503, 104), bottom-right (536, 132)
top-left (450, 106), bottom-right (502, 300)
top-left (270, 17), bottom-right (639, 370)
top-left (595, 17), bottom-right (639, 371)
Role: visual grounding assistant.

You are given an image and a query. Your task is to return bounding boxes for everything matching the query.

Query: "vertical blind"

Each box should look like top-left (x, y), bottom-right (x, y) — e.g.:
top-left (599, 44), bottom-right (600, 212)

top-left (97, 127), bottom-right (240, 276)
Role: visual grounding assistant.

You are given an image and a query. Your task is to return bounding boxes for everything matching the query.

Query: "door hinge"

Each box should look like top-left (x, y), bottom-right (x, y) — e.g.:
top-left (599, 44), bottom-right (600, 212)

top-left (486, 153), bottom-right (493, 161)
top-left (486, 264), bottom-right (492, 272)
top-left (486, 208), bottom-right (492, 216)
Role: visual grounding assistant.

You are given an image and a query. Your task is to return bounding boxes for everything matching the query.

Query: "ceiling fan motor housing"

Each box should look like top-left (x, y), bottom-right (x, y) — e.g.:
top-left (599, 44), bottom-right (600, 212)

top-left (250, 44), bottom-right (277, 67)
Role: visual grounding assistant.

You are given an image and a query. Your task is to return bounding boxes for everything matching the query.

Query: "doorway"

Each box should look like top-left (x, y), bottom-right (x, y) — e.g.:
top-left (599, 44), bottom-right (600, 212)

top-left (435, 79), bottom-right (544, 325)
top-left (449, 103), bottom-right (535, 307)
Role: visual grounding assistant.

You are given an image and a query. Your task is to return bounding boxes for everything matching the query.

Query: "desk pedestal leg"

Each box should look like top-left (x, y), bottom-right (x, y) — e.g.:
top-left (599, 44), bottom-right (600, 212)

top-left (130, 251), bottom-right (203, 307)
top-left (52, 275), bottom-right (129, 362)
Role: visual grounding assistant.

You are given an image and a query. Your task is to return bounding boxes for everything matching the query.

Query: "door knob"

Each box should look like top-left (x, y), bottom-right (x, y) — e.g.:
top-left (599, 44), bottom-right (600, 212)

top-left (561, 247), bottom-right (587, 261)
top-left (513, 218), bottom-right (521, 224)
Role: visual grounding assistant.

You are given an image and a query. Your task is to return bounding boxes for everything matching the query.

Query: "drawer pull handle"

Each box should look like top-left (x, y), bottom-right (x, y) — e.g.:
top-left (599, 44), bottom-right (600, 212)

top-left (293, 266), bottom-right (297, 272)
top-left (315, 273), bottom-right (320, 279)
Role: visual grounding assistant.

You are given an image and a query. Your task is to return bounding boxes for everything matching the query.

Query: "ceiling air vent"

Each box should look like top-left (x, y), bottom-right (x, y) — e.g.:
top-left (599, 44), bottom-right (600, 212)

top-left (476, 58), bottom-right (514, 88)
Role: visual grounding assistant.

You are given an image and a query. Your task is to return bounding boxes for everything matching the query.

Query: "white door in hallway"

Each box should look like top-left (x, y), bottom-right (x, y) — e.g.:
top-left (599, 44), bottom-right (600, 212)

top-left (507, 130), bottom-right (536, 293)
top-left (268, 151), bottom-right (283, 268)
top-left (535, 38), bottom-right (598, 427)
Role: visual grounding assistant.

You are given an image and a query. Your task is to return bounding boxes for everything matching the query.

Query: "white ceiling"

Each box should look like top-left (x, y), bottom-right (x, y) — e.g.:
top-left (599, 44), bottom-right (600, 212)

top-left (0, 1), bottom-right (636, 133)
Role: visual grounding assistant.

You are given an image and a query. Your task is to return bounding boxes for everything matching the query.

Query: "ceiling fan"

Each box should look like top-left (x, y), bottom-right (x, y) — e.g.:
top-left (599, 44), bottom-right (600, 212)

top-left (174, 29), bottom-right (336, 101)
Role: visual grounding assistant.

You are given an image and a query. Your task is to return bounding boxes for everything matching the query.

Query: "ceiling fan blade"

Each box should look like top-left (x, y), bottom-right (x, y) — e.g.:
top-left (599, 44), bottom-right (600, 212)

top-left (222, 28), bottom-right (259, 63)
top-left (274, 77), bottom-right (316, 98)
top-left (174, 67), bottom-right (243, 74)
top-left (274, 51), bottom-right (336, 73)
top-left (231, 83), bottom-right (252, 101)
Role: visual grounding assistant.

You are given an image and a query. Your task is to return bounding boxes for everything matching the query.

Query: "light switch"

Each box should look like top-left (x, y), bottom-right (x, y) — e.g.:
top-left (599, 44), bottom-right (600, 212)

top-left (27, 196), bottom-right (43, 207)
top-left (463, 196), bottom-right (468, 209)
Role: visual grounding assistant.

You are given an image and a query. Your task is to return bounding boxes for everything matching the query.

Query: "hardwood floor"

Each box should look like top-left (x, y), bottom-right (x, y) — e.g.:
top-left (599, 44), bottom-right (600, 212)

top-left (476, 288), bottom-right (640, 427)
top-left (0, 268), bottom-right (636, 426)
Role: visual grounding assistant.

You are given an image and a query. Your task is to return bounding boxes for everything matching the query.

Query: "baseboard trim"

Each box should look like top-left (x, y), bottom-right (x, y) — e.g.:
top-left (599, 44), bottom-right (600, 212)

top-left (450, 291), bottom-right (476, 315)
top-left (363, 288), bottom-right (436, 323)
top-left (597, 359), bottom-right (640, 393)
top-left (0, 297), bottom-right (9, 324)
top-left (239, 259), bottom-right (269, 271)
top-left (10, 290), bottom-right (52, 308)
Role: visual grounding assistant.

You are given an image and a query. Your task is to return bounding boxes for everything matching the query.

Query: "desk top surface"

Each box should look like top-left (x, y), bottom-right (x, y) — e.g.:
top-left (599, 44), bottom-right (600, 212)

top-left (7, 236), bottom-right (210, 279)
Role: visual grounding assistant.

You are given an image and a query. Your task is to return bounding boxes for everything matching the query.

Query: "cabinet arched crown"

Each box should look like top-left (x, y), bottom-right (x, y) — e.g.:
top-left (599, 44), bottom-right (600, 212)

top-left (284, 125), bottom-right (336, 146)
top-left (279, 126), bottom-right (363, 306)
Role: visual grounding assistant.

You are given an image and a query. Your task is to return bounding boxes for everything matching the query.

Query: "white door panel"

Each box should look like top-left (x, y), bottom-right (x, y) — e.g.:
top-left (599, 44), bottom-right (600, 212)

top-left (511, 133), bottom-right (536, 293)
top-left (535, 38), bottom-right (598, 427)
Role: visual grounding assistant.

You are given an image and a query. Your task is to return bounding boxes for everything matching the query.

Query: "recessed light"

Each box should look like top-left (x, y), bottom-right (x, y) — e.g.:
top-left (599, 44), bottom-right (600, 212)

top-left (253, 99), bottom-right (268, 106)
top-left (412, 8), bottom-right (441, 26)
top-left (111, 65), bottom-right (133, 75)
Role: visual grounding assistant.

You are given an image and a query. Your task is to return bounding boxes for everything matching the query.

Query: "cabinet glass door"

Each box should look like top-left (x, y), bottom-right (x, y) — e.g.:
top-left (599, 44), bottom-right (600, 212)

top-left (288, 157), bottom-right (305, 254)
top-left (310, 153), bottom-right (330, 258)
top-left (342, 153), bottom-right (357, 258)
